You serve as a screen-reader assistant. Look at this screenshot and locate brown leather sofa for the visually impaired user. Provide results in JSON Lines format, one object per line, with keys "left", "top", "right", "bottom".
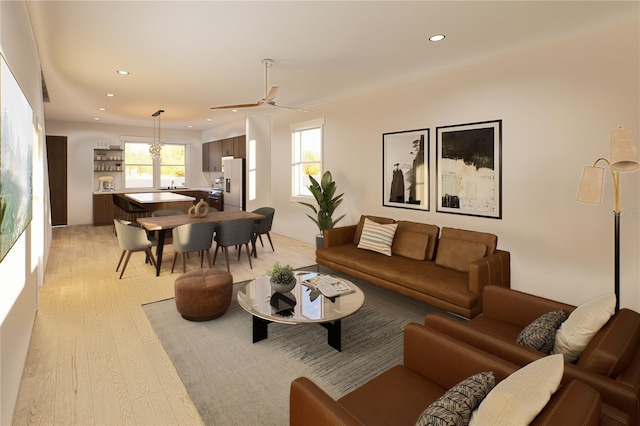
{"left": 424, "top": 286, "right": 640, "bottom": 425}
{"left": 290, "top": 323, "right": 625, "bottom": 426}
{"left": 316, "top": 215, "right": 510, "bottom": 318}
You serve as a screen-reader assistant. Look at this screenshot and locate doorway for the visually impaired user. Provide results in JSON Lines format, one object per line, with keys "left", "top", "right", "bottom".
{"left": 46, "top": 135, "right": 67, "bottom": 226}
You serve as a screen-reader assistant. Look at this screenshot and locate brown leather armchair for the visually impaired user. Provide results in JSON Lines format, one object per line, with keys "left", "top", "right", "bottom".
{"left": 424, "top": 286, "right": 639, "bottom": 425}
{"left": 290, "top": 323, "right": 623, "bottom": 426}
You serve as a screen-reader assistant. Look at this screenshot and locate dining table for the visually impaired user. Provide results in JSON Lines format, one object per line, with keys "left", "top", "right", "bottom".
{"left": 137, "top": 210, "right": 265, "bottom": 276}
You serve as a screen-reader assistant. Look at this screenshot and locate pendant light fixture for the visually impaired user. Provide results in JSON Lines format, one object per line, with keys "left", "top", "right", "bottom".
{"left": 149, "top": 109, "right": 164, "bottom": 159}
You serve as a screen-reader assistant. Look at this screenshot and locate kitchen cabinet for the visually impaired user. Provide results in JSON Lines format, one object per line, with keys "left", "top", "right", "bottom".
{"left": 93, "top": 194, "right": 116, "bottom": 226}
{"left": 202, "top": 141, "right": 223, "bottom": 172}
{"left": 202, "top": 135, "right": 245, "bottom": 172}
{"left": 234, "top": 135, "right": 246, "bottom": 158}
{"left": 222, "top": 138, "right": 234, "bottom": 157}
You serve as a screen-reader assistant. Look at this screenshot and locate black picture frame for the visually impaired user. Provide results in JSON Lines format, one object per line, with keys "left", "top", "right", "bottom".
{"left": 436, "top": 120, "right": 502, "bottom": 219}
{"left": 382, "top": 128, "right": 429, "bottom": 211}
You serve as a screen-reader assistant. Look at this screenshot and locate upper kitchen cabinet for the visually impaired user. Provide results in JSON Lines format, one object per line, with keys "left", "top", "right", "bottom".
{"left": 203, "top": 140, "right": 223, "bottom": 172}
{"left": 234, "top": 135, "right": 246, "bottom": 158}
{"left": 222, "top": 138, "right": 234, "bottom": 157}
{"left": 202, "top": 135, "right": 246, "bottom": 172}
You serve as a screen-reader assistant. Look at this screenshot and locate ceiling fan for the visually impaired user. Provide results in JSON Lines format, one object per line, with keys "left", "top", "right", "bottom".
{"left": 210, "top": 58, "right": 312, "bottom": 113}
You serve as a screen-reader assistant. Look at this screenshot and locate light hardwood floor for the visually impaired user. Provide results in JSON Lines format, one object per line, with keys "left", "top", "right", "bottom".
{"left": 12, "top": 224, "right": 316, "bottom": 425}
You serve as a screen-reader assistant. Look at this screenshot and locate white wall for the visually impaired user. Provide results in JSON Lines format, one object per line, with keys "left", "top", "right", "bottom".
{"left": 245, "top": 114, "right": 272, "bottom": 212}
{"left": 45, "top": 121, "right": 203, "bottom": 225}
{"left": 271, "top": 20, "right": 640, "bottom": 311}
{"left": 0, "top": 1, "right": 48, "bottom": 423}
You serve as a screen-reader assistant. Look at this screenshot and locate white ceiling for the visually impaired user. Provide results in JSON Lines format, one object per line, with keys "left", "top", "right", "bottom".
{"left": 25, "top": 1, "right": 638, "bottom": 131}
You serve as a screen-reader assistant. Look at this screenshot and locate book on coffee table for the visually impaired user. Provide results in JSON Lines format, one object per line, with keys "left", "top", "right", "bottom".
{"left": 303, "top": 274, "right": 355, "bottom": 298}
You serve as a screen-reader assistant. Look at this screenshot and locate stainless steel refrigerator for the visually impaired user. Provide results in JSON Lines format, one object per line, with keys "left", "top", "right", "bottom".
{"left": 223, "top": 158, "right": 245, "bottom": 211}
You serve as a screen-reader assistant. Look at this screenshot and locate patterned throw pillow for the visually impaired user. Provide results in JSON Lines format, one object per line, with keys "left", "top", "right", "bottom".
{"left": 357, "top": 218, "right": 398, "bottom": 256}
{"left": 415, "top": 372, "right": 495, "bottom": 426}
{"left": 516, "top": 310, "right": 567, "bottom": 354}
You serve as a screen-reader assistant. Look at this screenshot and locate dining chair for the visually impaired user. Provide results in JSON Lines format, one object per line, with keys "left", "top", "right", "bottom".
{"left": 171, "top": 222, "right": 217, "bottom": 273}
{"left": 114, "top": 219, "right": 157, "bottom": 279}
{"left": 212, "top": 218, "right": 255, "bottom": 272}
{"left": 251, "top": 207, "right": 275, "bottom": 256}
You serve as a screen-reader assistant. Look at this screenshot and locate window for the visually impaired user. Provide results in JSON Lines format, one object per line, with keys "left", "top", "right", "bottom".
{"left": 248, "top": 138, "right": 256, "bottom": 201}
{"left": 123, "top": 138, "right": 189, "bottom": 189}
{"left": 291, "top": 118, "right": 324, "bottom": 199}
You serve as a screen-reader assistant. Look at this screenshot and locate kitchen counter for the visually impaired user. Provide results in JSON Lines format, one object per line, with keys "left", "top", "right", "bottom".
{"left": 124, "top": 192, "right": 196, "bottom": 204}
{"left": 94, "top": 187, "right": 213, "bottom": 195}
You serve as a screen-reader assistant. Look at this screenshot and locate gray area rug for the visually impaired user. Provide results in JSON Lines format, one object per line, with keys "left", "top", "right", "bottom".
{"left": 142, "top": 265, "right": 449, "bottom": 425}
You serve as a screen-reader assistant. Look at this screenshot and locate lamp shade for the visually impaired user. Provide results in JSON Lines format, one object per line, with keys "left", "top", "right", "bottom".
{"left": 577, "top": 166, "right": 604, "bottom": 204}
{"left": 610, "top": 127, "right": 639, "bottom": 172}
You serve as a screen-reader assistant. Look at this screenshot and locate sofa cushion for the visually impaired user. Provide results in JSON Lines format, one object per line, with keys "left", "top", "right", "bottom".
{"left": 392, "top": 230, "right": 429, "bottom": 261}
{"left": 435, "top": 238, "right": 487, "bottom": 273}
{"left": 395, "top": 221, "right": 440, "bottom": 260}
{"left": 440, "top": 227, "right": 498, "bottom": 255}
{"left": 415, "top": 371, "right": 495, "bottom": 426}
{"left": 470, "top": 354, "right": 564, "bottom": 426}
{"left": 357, "top": 218, "right": 398, "bottom": 256}
{"left": 553, "top": 293, "right": 616, "bottom": 363}
{"left": 353, "top": 215, "right": 395, "bottom": 245}
{"left": 516, "top": 310, "right": 567, "bottom": 354}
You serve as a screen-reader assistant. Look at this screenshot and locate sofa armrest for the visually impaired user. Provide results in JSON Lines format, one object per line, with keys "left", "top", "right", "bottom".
{"left": 290, "top": 377, "right": 362, "bottom": 426}
{"left": 468, "top": 250, "right": 511, "bottom": 301}
{"left": 403, "top": 323, "right": 517, "bottom": 388}
{"left": 531, "top": 380, "right": 600, "bottom": 426}
{"left": 424, "top": 313, "right": 544, "bottom": 365}
{"left": 481, "top": 285, "right": 575, "bottom": 328}
{"left": 424, "top": 313, "right": 638, "bottom": 425}
{"left": 322, "top": 225, "right": 357, "bottom": 248}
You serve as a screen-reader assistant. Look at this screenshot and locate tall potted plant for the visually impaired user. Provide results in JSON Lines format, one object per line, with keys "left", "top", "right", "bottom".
{"left": 298, "top": 171, "right": 346, "bottom": 249}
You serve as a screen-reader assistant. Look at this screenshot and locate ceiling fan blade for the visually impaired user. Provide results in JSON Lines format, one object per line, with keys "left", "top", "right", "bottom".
{"left": 263, "top": 86, "right": 280, "bottom": 102}
{"left": 272, "top": 103, "right": 313, "bottom": 113}
{"left": 210, "top": 102, "right": 263, "bottom": 110}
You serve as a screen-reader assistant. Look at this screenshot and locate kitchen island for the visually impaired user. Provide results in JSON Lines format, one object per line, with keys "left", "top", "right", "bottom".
{"left": 124, "top": 192, "right": 196, "bottom": 215}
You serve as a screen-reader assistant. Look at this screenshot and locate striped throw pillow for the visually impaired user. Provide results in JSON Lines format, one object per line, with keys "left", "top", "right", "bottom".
{"left": 357, "top": 218, "right": 398, "bottom": 256}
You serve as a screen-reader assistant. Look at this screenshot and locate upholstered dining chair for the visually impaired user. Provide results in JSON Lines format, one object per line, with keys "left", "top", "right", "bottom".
{"left": 251, "top": 207, "right": 275, "bottom": 256}
{"left": 114, "top": 219, "right": 157, "bottom": 279}
{"left": 171, "top": 221, "right": 216, "bottom": 273}
{"left": 212, "top": 218, "right": 255, "bottom": 272}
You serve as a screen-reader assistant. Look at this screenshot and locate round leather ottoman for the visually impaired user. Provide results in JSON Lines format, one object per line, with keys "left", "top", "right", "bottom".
{"left": 174, "top": 269, "right": 233, "bottom": 321}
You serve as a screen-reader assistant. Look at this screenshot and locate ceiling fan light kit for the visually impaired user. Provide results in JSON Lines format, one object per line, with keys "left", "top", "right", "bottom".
{"left": 210, "top": 58, "right": 311, "bottom": 113}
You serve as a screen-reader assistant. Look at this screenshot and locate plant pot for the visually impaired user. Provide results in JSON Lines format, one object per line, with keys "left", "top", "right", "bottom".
{"left": 316, "top": 234, "right": 324, "bottom": 250}
{"left": 270, "top": 278, "right": 296, "bottom": 293}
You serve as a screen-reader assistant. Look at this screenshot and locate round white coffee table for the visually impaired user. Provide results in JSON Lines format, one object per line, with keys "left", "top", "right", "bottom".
{"left": 237, "top": 271, "right": 365, "bottom": 351}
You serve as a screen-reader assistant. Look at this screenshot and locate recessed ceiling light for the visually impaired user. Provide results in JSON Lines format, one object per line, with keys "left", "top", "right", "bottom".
{"left": 105, "top": 93, "right": 115, "bottom": 97}
{"left": 93, "top": 117, "right": 100, "bottom": 121}
{"left": 429, "top": 34, "right": 445, "bottom": 42}
{"left": 232, "top": 109, "right": 238, "bottom": 113}
{"left": 187, "top": 125, "right": 193, "bottom": 128}
{"left": 116, "top": 70, "right": 129, "bottom": 75}
{"left": 206, "top": 118, "right": 212, "bottom": 122}
{"left": 98, "top": 107, "right": 106, "bottom": 111}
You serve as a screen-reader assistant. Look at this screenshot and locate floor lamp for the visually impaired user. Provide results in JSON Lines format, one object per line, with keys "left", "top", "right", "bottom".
{"left": 577, "top": 127, "right": 639, "bottom": 311}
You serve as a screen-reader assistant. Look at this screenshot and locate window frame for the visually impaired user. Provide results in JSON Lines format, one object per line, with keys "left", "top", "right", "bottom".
{"left": 290, "top": 118, "right": 325, "bottom": 203}
{"left": 121, "top": 136, "right": 191, "bottom": 190}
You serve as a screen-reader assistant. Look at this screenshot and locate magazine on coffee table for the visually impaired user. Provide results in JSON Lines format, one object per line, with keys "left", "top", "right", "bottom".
{"left": 302, "top": 274, "right": 355, "bottom": 298}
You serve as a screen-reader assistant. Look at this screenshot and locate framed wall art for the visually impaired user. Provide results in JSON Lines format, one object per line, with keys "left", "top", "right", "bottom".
{"left": 382, "top": 128, "right": 429, "bottom": 211}
{"left": 436, "top": 120, "right": 502, "bottom": 219}
{"left": 0, "top": 54, "right": 34, "bottom": 262}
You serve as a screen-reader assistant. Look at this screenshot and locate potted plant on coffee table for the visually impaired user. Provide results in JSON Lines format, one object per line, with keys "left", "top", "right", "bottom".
{"left": 267, "top": 262, "right": 296, "bottom": 293}
{"left": 298, "top": 170, "right": 346, "bottom": 249}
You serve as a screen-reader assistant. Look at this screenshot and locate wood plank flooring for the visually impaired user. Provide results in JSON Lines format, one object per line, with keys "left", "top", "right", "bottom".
{"left": 12, "top": 225, "right": 316, "bottom": 425}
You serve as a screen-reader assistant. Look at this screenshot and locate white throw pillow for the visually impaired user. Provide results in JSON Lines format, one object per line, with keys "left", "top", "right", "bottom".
{"left": 553, "top": 293, "right": 616, "bottom": 362}
{"left": 357, "top": 218, "right": 398, "bottom": 256}
{"left": 469, "top": 354, "right": 564, "bottom": 426}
